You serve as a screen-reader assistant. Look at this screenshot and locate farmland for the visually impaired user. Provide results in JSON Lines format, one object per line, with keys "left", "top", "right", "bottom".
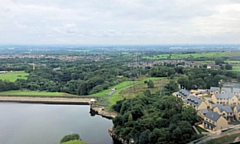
{"left": 143, "top": 51, "right": 232, "bottom": 60}
{"left": 0, "top": 71, "right": 28, "bottom": 82}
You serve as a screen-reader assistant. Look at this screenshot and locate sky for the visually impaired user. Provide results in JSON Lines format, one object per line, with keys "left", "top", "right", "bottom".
{"left": 0, "top": 0, "right": 240, "bottom": 45}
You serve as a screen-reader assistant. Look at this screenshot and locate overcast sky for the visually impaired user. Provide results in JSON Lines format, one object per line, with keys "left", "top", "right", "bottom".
{"left": 0, "top": 0, "right": 240, "bottom": 45}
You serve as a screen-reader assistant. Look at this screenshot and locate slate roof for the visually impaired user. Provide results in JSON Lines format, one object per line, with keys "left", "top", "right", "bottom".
{"left": 205, "top": 111, "right": 221, "bottom": 121}
{"left": 214, "top": 93, "right": 234, "bottom": 99}
{"left": 178, "top": 89, "right": 190, "bottom": 99}
{"left": 236, "top": 106, "right": 240, "bottom": 112}
{"left": 210, "top": 87, "right": 232, "bottom": 93}
{"left": 233, "top": 88, "right": 240, "bottom": 93}
{"left": 185, "top": 96, "right": 202, "bottom": 107}
{"left": 211, "top": 104, "right": 223, "bottom": 108}
{"left": 216, "top": 105, "right": 233, "bottom": 113}
{"left": 200, "top": 109, "right": 209, "bottom": 114}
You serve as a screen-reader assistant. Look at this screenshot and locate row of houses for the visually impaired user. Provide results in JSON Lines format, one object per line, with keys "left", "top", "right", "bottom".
{"left": 174, "top": 87, "right": 240, "bottom": 131}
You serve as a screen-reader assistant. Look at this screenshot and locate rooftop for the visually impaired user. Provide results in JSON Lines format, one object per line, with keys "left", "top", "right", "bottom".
{"left": 236, "top": 106, "right": 240, "bottom": 112}
{"left": 184, "top": 96, "right": 203, "bottom": 107}
{"left": 205, "top": 111, "right": 221, "bottom": 121}
{"left": 216, "top": 105, "right": 233, "bottom": 113}
{"left": 210, "top": 87, "right": 232, "bottom": 93}
{"left": 214, "top": 93, "right": 234, "bottom": 99}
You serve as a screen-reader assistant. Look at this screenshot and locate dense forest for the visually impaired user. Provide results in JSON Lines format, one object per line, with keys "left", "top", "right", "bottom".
{"left": 112, "top": 91, "right": 203, "bottom": 144}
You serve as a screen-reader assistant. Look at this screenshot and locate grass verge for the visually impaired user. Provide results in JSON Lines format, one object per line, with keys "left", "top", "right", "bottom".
{"left": 196, "top": 126, "right": 208, "bottom": 134}
{"left": 0, "top": 90, "right": 73, "bottom": 96}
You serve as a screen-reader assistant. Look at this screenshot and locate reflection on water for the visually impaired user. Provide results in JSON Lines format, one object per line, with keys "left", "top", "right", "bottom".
{"left": 0, "top": 103, "right": 113, "bottom": 144}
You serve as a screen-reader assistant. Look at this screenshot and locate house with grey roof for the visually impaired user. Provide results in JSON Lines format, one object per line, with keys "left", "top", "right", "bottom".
{"left": 210, "top": 103, "right": 223, "bottom": 109}
{"left": 198, "top": 109, "right": 209, "bottom": 118}
{"left": 184, "top": 96, "right": 208, "bottom": 110}
{"left": 213, "top": 105, "right": 234, "bottom": 121}
{"left": 234, "top": 106, "right": 240, "bottom": 121}
{"left": 233, "top": 88, "right": 240, "bottom": 97}
{"left": 210, "top": 87, "right": 232, "bottom": 95}
{"left": 173, "top": 89, "right": 191, "bottom": 100}
{"left": 211, "top": 93, "right": 238, "bottom": 107}
{"left": 203, "top": 111, "right": 228, "bottom": 131}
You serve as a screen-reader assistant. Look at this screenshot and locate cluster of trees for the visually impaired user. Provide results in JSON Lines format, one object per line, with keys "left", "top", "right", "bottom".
{"left": 149, "top": 66, "right": 175, "bottom": 77}
{"left": 112, "top": 91, "right": 202, "bottom": 144}
{"left": 0, "top": 80, "right": 18, "bottom": 92}
{"left": 177, "top": 68, "right": 237, "bottom": 90}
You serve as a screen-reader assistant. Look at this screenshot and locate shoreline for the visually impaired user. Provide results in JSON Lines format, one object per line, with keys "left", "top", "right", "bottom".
{"left": 0, "top": 95, "right": 100, "bottom": 105}
{"left": 0, "top": 95, "right": 118, "bottom": 118}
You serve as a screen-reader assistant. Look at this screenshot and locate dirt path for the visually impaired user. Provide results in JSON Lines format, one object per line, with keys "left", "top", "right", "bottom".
{"left": 98, "top": 90, "right": 117, "bottom": 106}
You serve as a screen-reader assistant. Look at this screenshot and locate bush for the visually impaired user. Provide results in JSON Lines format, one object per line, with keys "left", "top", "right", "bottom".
{"left": 60, "top": 134, "right": 80, "bottom": 143}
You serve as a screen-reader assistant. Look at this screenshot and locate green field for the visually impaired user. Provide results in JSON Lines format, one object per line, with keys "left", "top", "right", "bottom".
{"left": 109, "top": 78, "right": 168, "bottom": 106}
{"left": 90, "top": 77, "right": 165, "bottom": 107}
{"left": 144, "top": 52, "right": 231, "bottom": 60}
{"left": 0, "top": 71, "right": 29, "bottom": 82}
{"left": 0, "top": 90, "right": 73, "bottom": 96}
{"left": 230, "top": 66, "right": 240, "bottom": 72}
{"left": 90, "top": 81, "right": 137, "bottom": 97}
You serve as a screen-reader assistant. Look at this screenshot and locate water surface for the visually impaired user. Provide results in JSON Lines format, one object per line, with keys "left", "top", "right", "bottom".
{"left": 0, "top": 103, "right": 113, "bottom": 144}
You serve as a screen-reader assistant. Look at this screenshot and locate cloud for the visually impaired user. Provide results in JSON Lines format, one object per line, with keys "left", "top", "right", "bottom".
{"left": 0, "top": 0, "right": 239, "bottom": 44}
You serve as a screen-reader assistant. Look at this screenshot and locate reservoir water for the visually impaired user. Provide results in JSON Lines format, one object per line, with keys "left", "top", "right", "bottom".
{"left": 0, "top": 103, "right": 113, "bottom": 144}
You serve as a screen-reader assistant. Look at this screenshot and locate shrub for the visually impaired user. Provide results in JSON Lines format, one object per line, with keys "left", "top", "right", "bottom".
{"left": 60, "top": 134, "right": 80, "bottom": 143}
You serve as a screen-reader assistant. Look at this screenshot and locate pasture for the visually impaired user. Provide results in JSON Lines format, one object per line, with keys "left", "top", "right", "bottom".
{"left": 0, "top": 71, "right": 28, "bottom": 82}
{"left": 143, "top": 51, "right": 232, "bottom": 60}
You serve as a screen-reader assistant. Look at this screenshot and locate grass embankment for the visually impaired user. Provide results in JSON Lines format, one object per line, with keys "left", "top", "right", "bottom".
{"left": 196, "top": 126, "right": 208, "bottom": 134}
{"left": 203, "top": 132, "right": 240, "bottom": 144}
{"left": 0, "top": 90, "right": 73, "bottom": 96}
{"left": 61, "top": 140, "right": 87, "bottom": 144}
{"left": 0, "top": 71, "right": 28, "bottom": 82}
{"left": 143, "top": 52, "right": 232, "bottom": 60}
{"left": 109, "top": 78, "right": 169, "bottom": 106}
{"left": 90, "top": 77, "right": 167, "bottom": 108}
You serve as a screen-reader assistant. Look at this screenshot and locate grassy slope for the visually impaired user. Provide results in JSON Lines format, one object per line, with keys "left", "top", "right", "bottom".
{"left": 0, "top": 90, "right": 73, "bottom": 96}
{"left": 89, "top": 77, "right": 166, "bottom": 107}
{"left": 196, "top": 126, "right": 208, "bottom": 134}
{"left": 203, "top": 132, "right": 240, "bottom": 144}
{"left": 61, "top": 140, "right": 88, "bottom": 144}
{"left": 0, "top": 71, "right": 29, "bottom": 82}
{"left": 90, "top": 81, "right": 136, "bottom": 97}
{"left": 108, "top": 77, "right": 167, "bottom": 107}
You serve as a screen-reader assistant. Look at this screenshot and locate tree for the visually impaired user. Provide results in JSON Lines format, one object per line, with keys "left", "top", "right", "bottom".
{"left": 225, "top": 64, "right": 233, "bottom": 70}
{"left": 215, "top": 58, "right": 224, "bottom": 65}
{"left": 147, "top": 80, "right": 154, "bottom": 88}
